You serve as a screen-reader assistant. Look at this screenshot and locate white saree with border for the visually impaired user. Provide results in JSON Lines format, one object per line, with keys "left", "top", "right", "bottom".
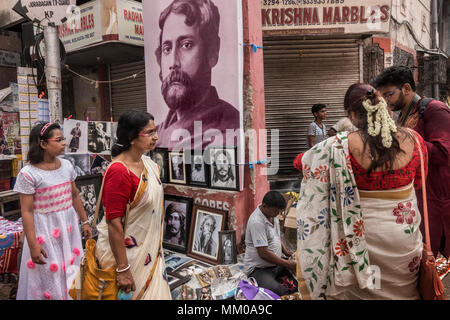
{"left": 95, "top": 155, "right": 171, "bottom": 300}
{"left": 296, "top": 132, "right": 423, "bottom": 300}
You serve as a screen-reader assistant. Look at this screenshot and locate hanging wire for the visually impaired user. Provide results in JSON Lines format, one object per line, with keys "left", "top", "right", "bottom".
{"left": 63, "top": 64, "right": 145, "bottom": 86}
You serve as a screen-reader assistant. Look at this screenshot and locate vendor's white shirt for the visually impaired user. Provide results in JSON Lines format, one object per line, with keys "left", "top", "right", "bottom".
{"left": 243, "top": 207, "right": 282, "bottom": 275}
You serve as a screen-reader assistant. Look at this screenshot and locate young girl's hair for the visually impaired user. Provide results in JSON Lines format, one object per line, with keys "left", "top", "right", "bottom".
{"left": 111, "top": 110, "right": 154, "bottom": 157}
{"left": 28, "top": 122, "right": 61, "bottom": 164}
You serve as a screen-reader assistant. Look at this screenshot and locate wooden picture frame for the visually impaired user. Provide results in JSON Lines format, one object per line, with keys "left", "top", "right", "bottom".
{"left": 218, "top": 230, "right": 237, "bottom": 265}
{"left": 162, "top": 195, "right": 193, "bottom": 254}
{"left": 167, "top": 271, "right": 191, "bottom": 290}
{"left": 150, "top": 148, "right": 169, "bottom": 183}
{"left": 168, "top": 151, "right": 187, "bottom": 184}
{"left": 187, "top": 205, "right": 227, "bottom": 265}
{"left": 207, "top": 146, "right": 239, "bottom": 191}
{"left": 187, "top": 150, "right": 210, "bottom": 188}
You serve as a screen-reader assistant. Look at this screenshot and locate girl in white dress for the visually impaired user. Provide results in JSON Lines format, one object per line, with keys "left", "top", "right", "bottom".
{"left": 14, "top": 122, "right": 92, "bottom": 300}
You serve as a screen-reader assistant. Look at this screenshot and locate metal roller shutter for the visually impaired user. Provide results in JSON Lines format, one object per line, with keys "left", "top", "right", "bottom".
{"left": 110, "top": 60, "right": 147, "bottom": 121}
{"left": 263, "top": 37, "right": 361, "bottom": 177}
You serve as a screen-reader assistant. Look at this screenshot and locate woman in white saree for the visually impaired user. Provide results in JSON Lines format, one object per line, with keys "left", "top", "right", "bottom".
{"left": 296, "top": 84, "right": 428, "bottom": 300}
{"left": 95, "top": 110, "right": 171, "bottom": 300}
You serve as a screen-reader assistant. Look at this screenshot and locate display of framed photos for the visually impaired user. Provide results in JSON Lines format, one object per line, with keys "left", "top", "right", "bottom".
{"left": 162, "top": 195, "right": 193, "bottom": 254}
{"left": 168, "top": 151, "right": 186, "bottom": 184}
{"left": 218, "top": 230, "right": 237, "bottom": 265}
{"left": 150, "top": 148, "right": 169, "bottom": 183}
{"left": 187, "top": 205, "right": 228, "bottom": 265}
{"left": 207, "top": 146, "right": 239, "bottom": 191}
{"left": 187, "top": 150, "right": 209, "bottom": 188}
{"left": 74, "top": 174, "right": 103, "bottom": 238}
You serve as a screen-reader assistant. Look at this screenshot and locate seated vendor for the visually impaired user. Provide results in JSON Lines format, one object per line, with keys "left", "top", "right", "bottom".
{"left": 243, "top": 191, "right": 298, "bottom": 296}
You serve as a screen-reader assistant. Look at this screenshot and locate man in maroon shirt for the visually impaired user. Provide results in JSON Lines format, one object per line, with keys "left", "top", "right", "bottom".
{"left": 372, "top": 65, "right": 450, "bottom": 258}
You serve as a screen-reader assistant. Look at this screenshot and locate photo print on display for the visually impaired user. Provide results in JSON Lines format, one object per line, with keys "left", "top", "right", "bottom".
{"left": 63, "top": 119, "right": 88, "bottom": 154}
{"left": 61, "top": 154, "right": 91, "bottom": 176}
{"left": 208, "top": 146, "right": 239, "bottom": 191}
{"left": 162, "top": 195, "right": 193, "bottom": 254}
{"left": 168, "top": 151, "right": 186, "bottom": 184}
{"left": 187, "top": 205, "right": 228, "bottom": 265}
{"left": 88, "top": 121, "right": 111, "bottom": 154}
{"left": 187, "top": 150, "right": 210, "bottom": 188}
{"left": 150, "top": 148, "right": 169, "bottom": 183}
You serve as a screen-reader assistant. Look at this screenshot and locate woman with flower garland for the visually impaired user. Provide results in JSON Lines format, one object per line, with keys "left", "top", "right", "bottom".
{"left": 14, "top": 122, "right": 92, "bottom": 300}
{"left": 295, "top": 83, "right": 428, "bottom": 300}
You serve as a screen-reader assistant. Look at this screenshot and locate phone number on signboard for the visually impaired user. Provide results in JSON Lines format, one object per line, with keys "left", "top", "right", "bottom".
{"left": 263, "top": 0, "right": 345, "bottom": 5}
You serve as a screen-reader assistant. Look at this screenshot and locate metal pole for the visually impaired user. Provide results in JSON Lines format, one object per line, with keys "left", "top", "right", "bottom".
{"left": 431, "top": 0, "right": 440, "bottom": 99}
{"left": 43, "top": 25, "right": 63, "bottom": 124}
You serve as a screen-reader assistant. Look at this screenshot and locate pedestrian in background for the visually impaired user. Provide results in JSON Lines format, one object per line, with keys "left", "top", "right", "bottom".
{"left": 307, "top": 104, "right": 328, "bottom": 149}
{"left": 372, "top": 66, "right": 450, "bottom": 259}
{"left": 14, "top": 122, "right": 92, "bottom": 300}
{"left": 296, "top": 83, "right": 427, "bottom": 300}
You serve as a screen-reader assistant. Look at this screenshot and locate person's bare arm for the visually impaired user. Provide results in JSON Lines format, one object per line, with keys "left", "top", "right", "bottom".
{"left": 107, "top": 217, "right": 136, "bottom": 293}
{"left": 308, "top": 136, "right": 315, "bottom": 149}
{"left": 20, "top": 194, "right": 47, "bottom": 264}
{"left": 256, "top": 247, "right": 296, "bottom": 272}
{"left": 71, "top": 182, "right": 92, "bottom": 239}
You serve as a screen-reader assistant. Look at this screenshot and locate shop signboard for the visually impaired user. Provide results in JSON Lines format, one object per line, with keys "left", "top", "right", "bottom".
{"left": 117, "top": 0, "right": 144, "bottom": 46}
{"left": 21, "top": 0, "right": 76, "bottom": 26}
{"left": 58, "top": 1, "right": 102, "bottom": 52}
{"left": 58, "top": 0, "right": 144, "bottom": 52}
{"left": 261, "top": 0, "right": 391, "bottom": 36}
{"left": 0, "top": 50, "right": 21, "bottom": 68}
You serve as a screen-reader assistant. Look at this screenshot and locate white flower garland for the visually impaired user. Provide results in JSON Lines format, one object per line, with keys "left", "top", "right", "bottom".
{"left": 362, "top": 98, "right": 397, "bottom": 148}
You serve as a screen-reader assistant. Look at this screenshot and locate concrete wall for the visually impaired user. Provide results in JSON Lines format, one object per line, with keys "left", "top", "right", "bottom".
{"left": 390, "top": 0, "right": 433, "bottom": 52}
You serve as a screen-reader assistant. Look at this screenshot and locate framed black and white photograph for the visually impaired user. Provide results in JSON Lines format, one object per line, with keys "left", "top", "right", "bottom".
{"left": 61, "top": 154, "right": 91, "bottom": 176}
{"left": 63, "top": 119, "right": 88, "bottom": 154}
{"left": 164, "top": 254, "right": 191, "bottom": 272}
{"left": 208, "top": 146, "right": 239, "bottom": 191}
{"left": 90, "top": 155, "right": 110, "bottom": 175}
{"left": 75, "top": 174, "right": 103, "bottom": 238}
{"left": 218, "top": 230, "right": 237, "bottom": 265}
{"left": 163, "top": 195, "right": 193, "bottom": 254}
{"left": 187, "top": 151, "right": 209, "bottom": 188}
{"left": 171, "top": 259, "right": 212, "bottom": 278}
{"left": 168, "top": 151, "right": 186, "bottom": 184}
{"left": 88, "top": 121, "right": 111, "bottom": 154}
{"left": 187, "top": 205, "right": 227, "bottom": 265}
{"left": 150, "top": 148, "right": 169, "bottom": 183}
{"left": 167, "top": 271, "right": 190, "bottom": 291}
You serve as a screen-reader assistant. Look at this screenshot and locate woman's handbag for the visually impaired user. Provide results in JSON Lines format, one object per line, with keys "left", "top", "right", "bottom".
{"left": 415, "top": 134, "right": 446, "bottom": 300}
{"left": 69, "top": 171, "right": 125, "bottom": 300}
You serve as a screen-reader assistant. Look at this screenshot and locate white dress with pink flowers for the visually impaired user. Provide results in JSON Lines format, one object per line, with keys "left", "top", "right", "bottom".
{"left": 13, "top": 159, "right": 83, "bottom": 300}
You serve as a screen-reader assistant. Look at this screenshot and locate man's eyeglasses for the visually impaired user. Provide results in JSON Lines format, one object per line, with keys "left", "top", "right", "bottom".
{"left": 47, "top": 137, "right": 66, "bottom": 143}
{"left": 383, "top": 87, "right": 400, "bottom": 99}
